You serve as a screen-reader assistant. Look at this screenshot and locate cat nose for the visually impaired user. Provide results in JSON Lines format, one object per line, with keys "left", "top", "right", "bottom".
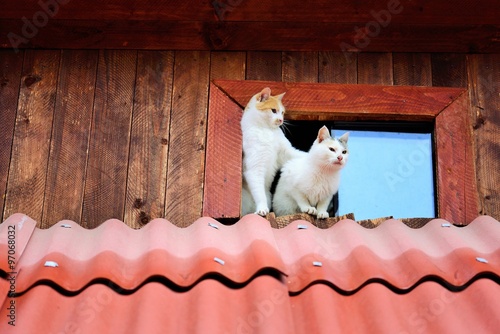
{"left": 337, "top": 155, "right": 343, "bottom": 161}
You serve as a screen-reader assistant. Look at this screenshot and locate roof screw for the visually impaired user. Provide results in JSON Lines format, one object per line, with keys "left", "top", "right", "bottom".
{"left": 297, "top": 224, "right": 308, "bottom": 230}
{"left": 441, "top": 223, "right": 452, "bottom": 228}
{"left": 214, "top": 257, "right": 225, "bottom": 265}
{"left": 312, "top": 261, "right": 323, "bottom": 267}
{"left": 208, "top": 222, "right": 219, "bottom": 230}
{"left": 44, "top": 261, "right": 59, "bottom": 268}
{"left": 60, "top": 224, "right": 72, "bottom": 228}
{"left": 476, "top": 257, "right": 488, "bottom": 264}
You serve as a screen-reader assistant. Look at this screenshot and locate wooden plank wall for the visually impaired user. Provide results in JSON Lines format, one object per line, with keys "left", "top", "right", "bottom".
{"left": 0, "top": 50, "right": 498, "bottom": 227}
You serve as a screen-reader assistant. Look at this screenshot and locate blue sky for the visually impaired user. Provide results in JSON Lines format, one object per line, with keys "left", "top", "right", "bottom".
{"left": 335, "top": 130, "right": 435, "bottom": 220}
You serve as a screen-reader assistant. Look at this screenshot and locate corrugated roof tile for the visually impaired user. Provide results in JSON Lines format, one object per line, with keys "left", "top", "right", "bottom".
{"left": 1, "top": 213, "right": 499, "bottom": 333}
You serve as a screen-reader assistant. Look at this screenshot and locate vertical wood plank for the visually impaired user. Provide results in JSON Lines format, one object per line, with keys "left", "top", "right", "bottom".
{"left": 203, "top": 83, "right": 243, "bottom": 219}
{"left": 393, "top": 53, "right": 432, "bottom": 86}
{"left": 201, "top": 51, "right": 246, "bottom": 220}
{"left": 357, "top": 53, "right": 393, "bottom": 85}
{"left": 282, "top": 52, "right": 319, "bottom": 83}
{"left": 3, "top": 50, "right": 60, "bottom": 224}
{"left": 42, "top": 50, "right": 98, "bottom": 228}
{"left": 0, "top": 51, "right": 23, "bottom": 223}
{"left": 431, "top": 53, "right": 467, "bottom": 87}
{"left": 319, "top": 52, "right": 357, "bottom": 84}
{"left": 210, "top": 51, "right": 246, "bottom": 80}
{"left": 124, "top": 51, "right": 174, "bottom": 228}
{"left": 165, "top": 51, "right": 210, "bottom": 227}
{"left": 246, "top": 52, "right": 282, "bottom": 81}
{"left": 82, "top": 50, "right": 137, "bottom": 228}
{"left": 467, "top": 54, "right": 500, "bottom": 219}
{"left": 435, "top": 92, "right": 478, "bottom": 224}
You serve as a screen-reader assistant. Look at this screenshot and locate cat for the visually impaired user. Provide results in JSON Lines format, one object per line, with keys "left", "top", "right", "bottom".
{"left": 241, "top": 87, "right": 305, "bottom": 216}
{"left": 273, "top": 125, "right": 349, "bottom": 218}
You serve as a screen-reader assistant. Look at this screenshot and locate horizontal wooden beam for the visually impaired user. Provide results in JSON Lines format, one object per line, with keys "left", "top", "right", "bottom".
{"left": 214, "top": 79, "right": 464, "bottom": 121}
{"left": 1, "top": 0, "right": 499, "bottom": 24}
{"left": 1, "top": 20, "right": 499, "bottom": 52}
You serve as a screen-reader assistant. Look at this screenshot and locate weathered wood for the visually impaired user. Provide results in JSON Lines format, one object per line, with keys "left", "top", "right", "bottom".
{"left": 42, "top": 50, "right": 98, "bottom": 228}
{"left": 212, "top": 80, "right": 463, "bottom": 120}
{"left": 0, "top": 50, "right": 23, "bottom": 223}
{"left": 435, "top": 92, "right": 478, "bottom": 224}
{"left": 282, "top": 52, "right": 318, "bottom": 83}
{"left": 203, "top": 83, "right": 243, "bottom": 219}
{"left": 393, "top": 53, "right": 432, "bottom": 86}
{"left": 246, "top": 52, "right": 282, "bottom": 81}
{"left": 467, "top": 54, "right": 500, "bottom": 220}
{"left": 1, "top": 20, "right": 498, "bottom": 53}
{"left": 3, "top": 50, "right": 60, "bottom": 224}
{"left": 399, "top": 218, "right": 435, "bottom": 229}
{"left": 357, "top": 53, "right": 393, "bottom": 85}
{"left": 124, "top": 51, "right": 174, "bottom": 228}
{"left": 165, "top": 51, "right": 210, "bottom": 227}
{"left": 1, "top": 0, "right": 499, "bottom": 24}
{"left": 319, "top": 52, "right": 357, "bottom": 84}
{"left": 357, "top": 216, "right": 393, "bottom": 228}
{"left": 210, "top": 51, "right": 246, "bottom": 80}
{"left": 82, "top": 50, "right": 137, "bottom": 228}
{"left": 266, "top": 212, "right": 355, "bottom": 229}
{"left": 431, "top": 53, "right": 467, "bottom": 87}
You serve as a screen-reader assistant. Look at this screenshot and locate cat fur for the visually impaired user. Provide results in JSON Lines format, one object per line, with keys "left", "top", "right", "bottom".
{"left": 241, "top": 87, "right": 305, "bottom": 216}
{"left": 273, "top": 125, "right": 349, "bottom": 218}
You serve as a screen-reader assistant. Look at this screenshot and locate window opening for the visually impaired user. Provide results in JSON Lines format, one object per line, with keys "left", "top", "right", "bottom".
{"left": 282, "top": 120, "right": 436, "bottom": 220}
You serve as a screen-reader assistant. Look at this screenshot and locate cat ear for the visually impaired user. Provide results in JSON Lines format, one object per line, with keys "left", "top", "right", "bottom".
{"left": 259, "top": 87, "right": 271, "bottom": 102}
{"left": 339, "top": 132, "right": 349, "bottom": 144}
{"left": 317, "top": 126, "right": 331, "bottom": 143}
{"left": 276, "top": 92, "right": 286, "bottom": 101}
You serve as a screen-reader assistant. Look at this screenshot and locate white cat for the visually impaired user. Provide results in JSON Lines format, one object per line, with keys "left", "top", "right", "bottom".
{"left": 241, "top": 87, "right": 304, "bottom": 216}
{"left": 273, "top": 126, "right": 349, "bottom": 218}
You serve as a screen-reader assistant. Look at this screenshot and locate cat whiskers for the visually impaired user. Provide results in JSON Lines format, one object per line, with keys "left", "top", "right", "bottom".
{"left": 280, "top": 120, "right": 294, "bottom": 136}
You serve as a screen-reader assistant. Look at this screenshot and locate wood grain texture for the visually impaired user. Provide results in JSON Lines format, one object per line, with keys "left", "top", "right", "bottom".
{"left": 213, "top": 80, "right": 463, "bottom": 120}
{"left": 203, "top": 83, "right": 243, "bottom": 218}
{"left": 42, "top": 50, "right": 98, "bottom": 228}
{"left": 82, "top": 50, "right": 137, "bottom": 228}
{"left": 1, "top": 20, "right": 498, "bottom": 53}
{"left": 357, "top": 53, "right": 393, "bottom": 85}
{"left": 435, "top": 92, "right": 478, "bottom": 224}
{"left": 165, "top": 51, "right": 210, "bottom": 227}
{"left": 319, "top": 52, "right": 357, "bottom": 84}
{"left": 393, "top": 53, "right": 432, "bottom": 86}
{"left": 124, "top": 51, "right": 174, "bottom": 228}
{"left": 431, "top": 53, "right": 467, "bottom": 87}
{"left": 1, "top": 0, "right": 499, "bottom": 24}
{"left": 467, "top": 54, "right": 500, "bottom": 220}
{"left": 282, "top": 52, "right": 318, "bottom": 83}
{"left": 0, "top": 50, "right": 23, "bottom": 222}
{"left": 3, "top": 50, "right": 60, "bottom": 224}
{"left": 246, "top": 52, "right": 282, "bottom": 81}
{"left": 210, "top": 51, "right": 246, "bottom": 80}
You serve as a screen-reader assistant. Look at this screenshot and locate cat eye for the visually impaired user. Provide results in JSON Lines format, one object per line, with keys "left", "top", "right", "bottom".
{"left": 271, "top": 108, "right": 277, "bottom": 113}
{"left": 342, "top": 150, "right": 347, "bottom": 154}
{"left": 329, "top": 147, "right": 336, "bottom": 152}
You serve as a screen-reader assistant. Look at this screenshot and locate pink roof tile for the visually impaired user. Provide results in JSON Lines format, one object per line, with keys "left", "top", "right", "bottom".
{"left": 1, "top": 213, "right": 499, "bottom": 332}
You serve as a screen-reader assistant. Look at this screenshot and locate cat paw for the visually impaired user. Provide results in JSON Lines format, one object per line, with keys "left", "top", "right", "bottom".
{"left": 254, "top": 206, "right": 270, "bottom": 216}
{"left": 317, "top": 211, "right": 329, "bottom": 219}
{"left": 301, "top": 206, "right": 317, "bottom": 216}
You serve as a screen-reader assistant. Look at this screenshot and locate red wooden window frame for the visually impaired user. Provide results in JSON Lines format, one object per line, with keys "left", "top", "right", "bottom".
{"left": 203, "top": 80, "right": 478, "bottom": 225}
